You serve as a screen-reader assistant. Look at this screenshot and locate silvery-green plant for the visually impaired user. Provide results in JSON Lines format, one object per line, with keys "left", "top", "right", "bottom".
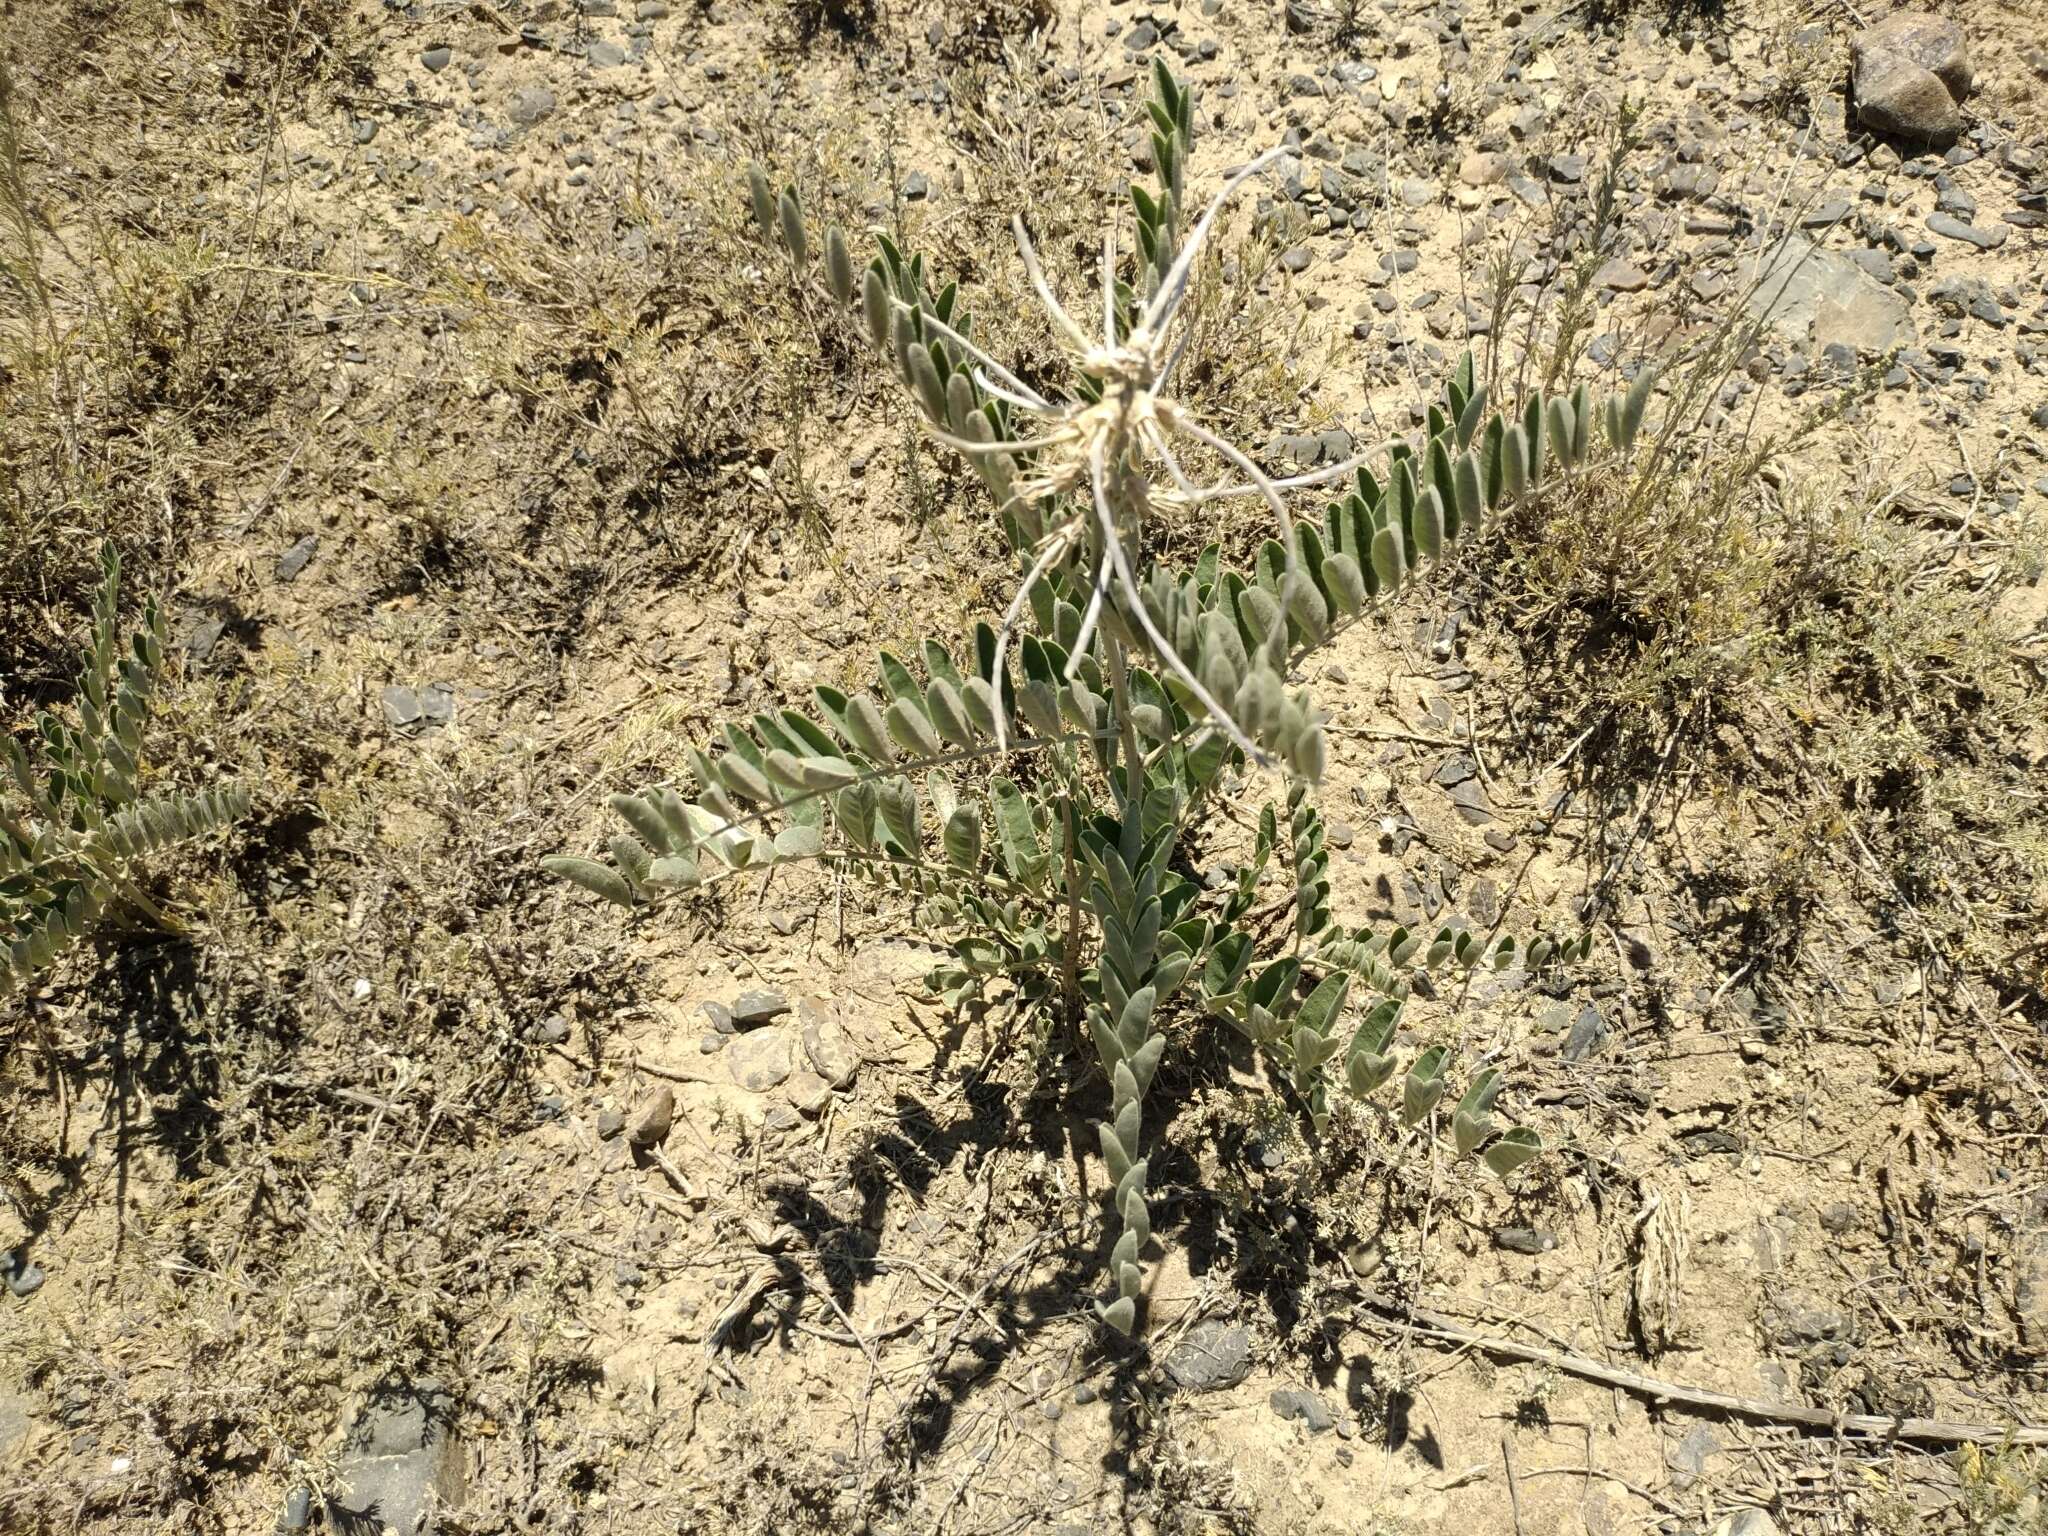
{"left": 556, "top": 63, "right": 1643, "bottom": 1336}
{"left": 1, "top": 546, "right": 250, "bottom": 994}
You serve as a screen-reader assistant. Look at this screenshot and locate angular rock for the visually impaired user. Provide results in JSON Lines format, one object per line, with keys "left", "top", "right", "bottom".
{"left": 1563, "top": 1006, "right": 1609, "bottom": 1062}
{"left": 786, "top": 1069, "right": 833, "bottom": 1117}
{"left": 626, "top": 1088, "right": 674, "bottom": 1151}
{"left": 727, "top": 1027, "right": 793, "bottom": 1092}
{"left": 1927, "top": 212, "right": 2006, "bottom": 249}
{"left": 1, "top": 1249, "right": 44, "bottom": 1297}
{"left": 730, "top": 989, "right": 790, "bottom": 1028}
{"left": 799, "top": 1001, "right": 858, "bottom": 1090}
{"left": 1164, "top": 1321, "right": 1252, "bottom": 1392}
{"left": 1670, "top": 1423, "right": 1721, "bottom": 1489}
{"left": 1747, "top": 234, "right": 1913, "bottom": 352}
{"left": 1710, "top": 1512, "right": 1782, "bottom": 1536}
{"left": 275, "top": 534, "right": 319, "bottom": 582}
{"left": 1493, "top": 1226, "right": 1556, "bottom": 1255}
{"left": 330, "top": 1380, "right": 466, "bottom": 1536}
{"left": 1269, "top": 1387, "right": 1335, "bottom": 1431}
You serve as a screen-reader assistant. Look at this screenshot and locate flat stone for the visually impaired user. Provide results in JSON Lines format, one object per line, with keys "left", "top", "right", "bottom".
{"left": 275, "top": 533, "right": 318, "bottom": 581}
{"left": 727, "top": 1027, "right": 793, "bottom": 1092}
{"left": 1746, "top": 233, "right": 1913, "bottom": 352}
{"left": 1446, "top": 779, "right": 1493, "bottom": 825}
{"left": 1563, "top": 1005, "right": 1609, "bottom": 1062}
{"left": 1596, "top": 259, "right": 1650, "bottom": 292}
{"left": 330, "top": 1380, "right": 466, "bottom": 1536}
{"left": 594, "top": 1109, "right": 626, "bottom": 1140}
{"left": 1164, "top": 1321, "right": 1252, "bottom": 1392}
{"left": 730, "top": 989, "right": 790, "bottom": 1027}
{"left": 586, "top": 40, "right": 626, "bottom": 67}
{"left": 799, "top": 1002, "right": 858, "bottom": 1089}
{"left": 1269, "top": 1387, "right": 1335, "bottom": 1431}
{"left": 381, "top": 685, "right": 422, "bottom": 729}
{"left": 508, "top": 86, "right": 557, "bottom": 128}
{"left": 1927, "top": 212, "right": 2006, "bottom": 249}
{"left": 786, "top": 1069, "right": 833, "bottom": 1116}
{"left": 1669, "top": 1424, "right": 1722, "bottom": 1489}
{"left": 1493, "top": 1226, "right": 1556, "bottom": 1255}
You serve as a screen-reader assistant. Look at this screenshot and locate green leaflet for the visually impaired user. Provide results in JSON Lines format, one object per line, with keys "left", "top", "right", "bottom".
{"left": 1483, "top": 1127, "right": 1543, "bottom": 1178}
{"left": 545, "top": 855, "right": 633, "bottom": 907}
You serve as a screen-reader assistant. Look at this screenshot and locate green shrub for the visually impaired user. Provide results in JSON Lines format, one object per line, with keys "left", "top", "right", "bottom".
{"left": 1, "top": 546, "right": 248, "bottom": 994}
{"left": 550, "top": 62, "right": 1651, "bottom": 1334}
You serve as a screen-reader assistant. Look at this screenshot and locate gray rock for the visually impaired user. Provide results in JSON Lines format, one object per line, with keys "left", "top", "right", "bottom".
{"left": 587, "top": 40, "right": 626, "bottom": 67}
{"left": 1746, "top": 234, "right": 1913, "bottom": 353}
{"left": 330, "top": 1380, "right": 466, "bottom": 1536}
{"left": 381, "top": 685, "right": 422, "bottom": 730}
{"left": 1852, "top": 44, "right": 1960, "bottom": 143}
{"left": 1856, "top": 12, "right": 1971, "bottom": 99}
{"left": 626, "top": 1088, "right": 673, "bottom": 1150}
{"left": 799, "top": 1003, "right": 858, "bottom": 1090}
{"left": 594, "top": 1109, "right": 626, "bottom": 1140}
{"left": 902, "top": 171, "right": 931, "bottom": 200}
{"left": 279, "top": 1486, "right": 313, "bottom": 1530}
{"left": 731, "top": 989, "right": 790, "bottom": 1027}
{"left": 275, "top": 534, "right": 318, "bottom": 581}
{"left": 1279, "top": 245, "right": 1312, "bottom": 274}
{"left": 421, "top": 45, "right": 451, "bottom": 72}
{"left": 700, "top": 1000, "right": 735, "bottom": 1034}
{"left": 1710, "top": 1512, "right": 1782, "bottom": 1536}
{"left": 1927, "top": 213, "right": 2006, "bottom": 249}
{"left": 1269, "top": 1387, "right": 1335, "bottom": 1431}
{"left": 508, "top": 86, "right": 557, "bottom": 128}
{"left": 1818, "top": 1202, "right": 1858, "bottom": 1234}
{"left": 1493, "top": 1226, "right": 1556, "bottom": 1255}
{"left": 786, "top": 1069, "right": 833, "bottom": 1116}
{"left": 1447, "top": 778, "right": 1493, "bottom": 825}
{"left": 1563, "top": 1005, "right": 1609, "bottom": 1062}
{"left": 185, "top": 617, "right": 226, "bottom": 661}
{"left": 3, "top": 1249, "right": 45, "bottom": 1297}
{"left": 727, "top": 1027, "right": 793, "bottom": 1092}
{"left": 1670, "top": 1423, "right": 1721, "bottom": 1489}
{"left": 1165, "top": 1320, "right": 1252, "bottom": 1392}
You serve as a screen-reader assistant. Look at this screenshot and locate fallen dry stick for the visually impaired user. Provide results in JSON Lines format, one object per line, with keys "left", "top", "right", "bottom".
{"left": 1352, "top": 1288, "right": 2048, "bottom": 1448}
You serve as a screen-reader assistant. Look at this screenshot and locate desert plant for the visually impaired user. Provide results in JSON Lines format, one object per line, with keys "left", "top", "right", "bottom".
{"left": 553, "top": 62, "right": 1648, "bottom": 1335}
{"left": 1, "top": 546, "right": 249, "bottom": 994}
